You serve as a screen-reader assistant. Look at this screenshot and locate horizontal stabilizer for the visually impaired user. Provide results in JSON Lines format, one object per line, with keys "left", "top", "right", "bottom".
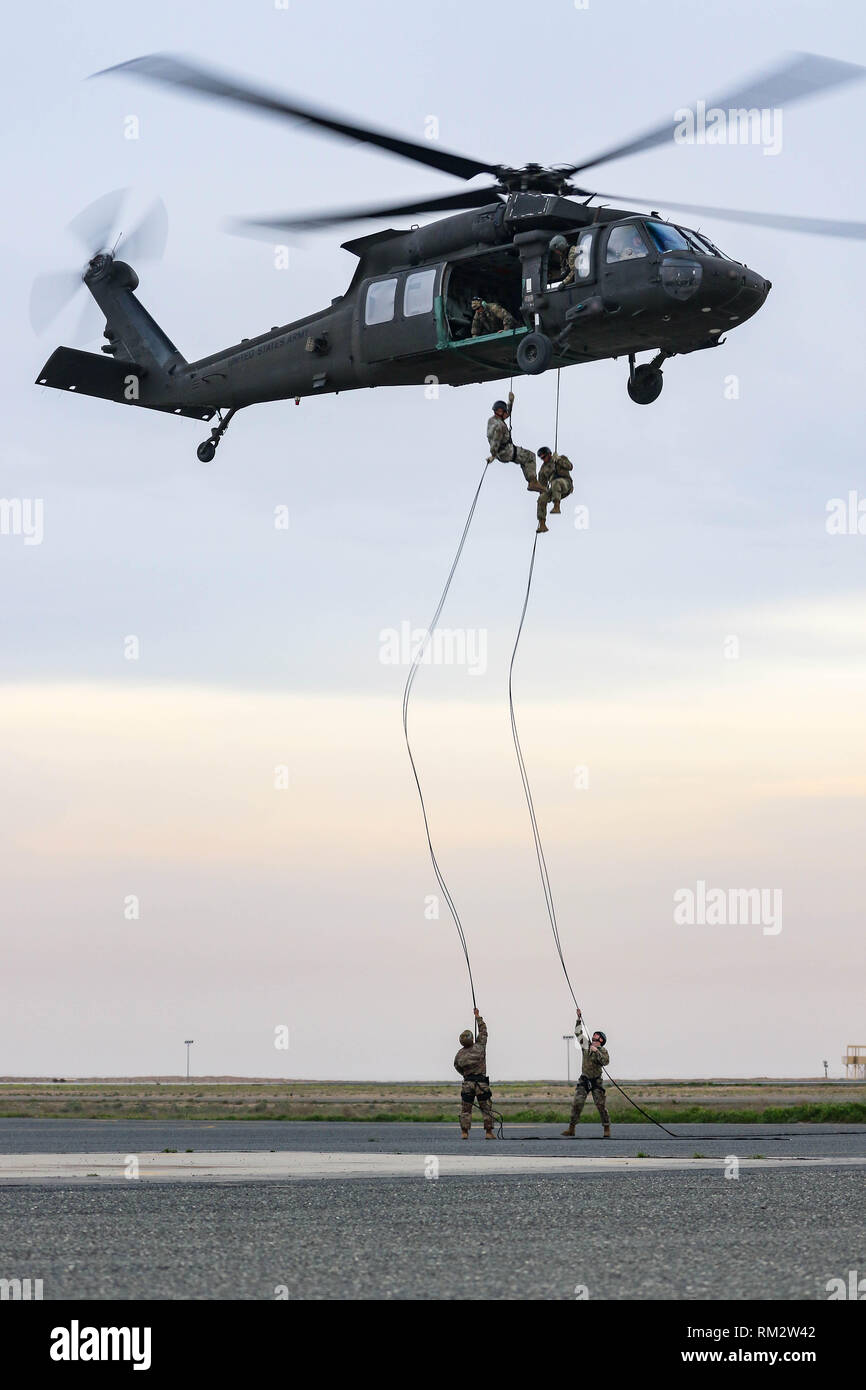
{"left": 35, "top": 347, "right": 215, "bottom": 421}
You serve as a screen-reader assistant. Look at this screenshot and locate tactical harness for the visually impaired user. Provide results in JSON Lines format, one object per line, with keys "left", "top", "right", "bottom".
{"left": 577, "top": 1073, "right": 605, "bottom": 1094}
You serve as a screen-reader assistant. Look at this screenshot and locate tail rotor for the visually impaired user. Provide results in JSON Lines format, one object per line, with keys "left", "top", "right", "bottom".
{"left": 30, "top": 189, "right": 168, "bottom": 339}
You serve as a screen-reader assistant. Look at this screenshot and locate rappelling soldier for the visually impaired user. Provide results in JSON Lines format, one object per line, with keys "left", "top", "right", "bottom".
{"left": 454, "top": 1007, "right": 496, "bottom": 1139}
{"left": 561, "top": 1008, "right": 611, "bottom": 1138}
{"left": 471, "top": 296, "right": 516, "bottom": 336}
{"left": 535, "top": 445, "right": 574, "bottom": 534}
{"left": 487, "top": 393, "right": 542, "bottom": 490}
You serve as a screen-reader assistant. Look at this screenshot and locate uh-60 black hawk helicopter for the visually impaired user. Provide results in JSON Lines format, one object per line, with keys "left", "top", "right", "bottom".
{"left": 33, "top": 51, "right": 865, "bottom": 462}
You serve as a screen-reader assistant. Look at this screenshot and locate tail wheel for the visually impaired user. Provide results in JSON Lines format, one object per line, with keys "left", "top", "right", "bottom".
{"left": 197, "top": 441, "right": 216, "bottom": 463}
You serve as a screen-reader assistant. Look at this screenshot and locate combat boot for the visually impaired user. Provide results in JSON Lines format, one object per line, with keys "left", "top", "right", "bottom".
{"left": 484, "top": 1130, "right": 495, "bottom": 1140}
{"left": 551, "top": 501, "right": 562, "bottom": 514}
{"left": 536, "top": 522, "right": 549, "bottom": 534}
{"left": 460, "top": 1129, "right": 469, "bottom": 1140}
{"left": 527, "top": 480, "right": 543, "bottom": 492}
{"left": 561, "top": 1125, "right": 575, "bottom": 1137}
{"left": 603, "top": 1125, "right": 611, "bottom": 1139}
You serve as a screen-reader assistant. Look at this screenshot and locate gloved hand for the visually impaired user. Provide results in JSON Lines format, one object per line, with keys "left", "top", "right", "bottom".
{"left": 508, "top": 391, "right": 515, "bottom": 405}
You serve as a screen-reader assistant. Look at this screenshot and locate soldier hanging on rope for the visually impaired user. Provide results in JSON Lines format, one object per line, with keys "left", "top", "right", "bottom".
{"left": 534, "top": 445, "right": 574, "bottom": 534}
{"left": 486, "top": 393, "right": 542, "bottom": 492}
{"left": 454, "top": 1007, "right": 496, "bottom": 1139}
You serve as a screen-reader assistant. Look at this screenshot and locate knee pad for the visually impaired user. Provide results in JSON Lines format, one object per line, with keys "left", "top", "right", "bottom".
{"left": 461, "top": 1089, "right": 474, "bottom": 1105}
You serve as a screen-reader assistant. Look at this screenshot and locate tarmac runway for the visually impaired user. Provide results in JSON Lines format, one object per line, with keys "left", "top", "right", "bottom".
{"left": 2, "top": 1117, "right": 864, "bottom": 1157}
{"left": 1, "top": 1121, "right": 862, "bottom": 1299}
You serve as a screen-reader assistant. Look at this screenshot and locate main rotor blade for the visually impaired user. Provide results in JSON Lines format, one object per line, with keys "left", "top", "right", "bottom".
{"left": 594, "top": 192, "right": 866, "bottom": 241}
{"left": 66, "top": 187, "right": 128, "bottom": 254}
{"left": 29, "top": 270, "right": 83, "bottom": 334}
{"left": 119, "top": 196, "right": 168, "bottom": 262}
{"left": 95, "top": 53, "right": 500, "bottom": 183}
{"left": 574, "top": 51, "right": 865, "bottom": 174}
{"left": 230, "top": 186, "right": 503, "bottom": 235}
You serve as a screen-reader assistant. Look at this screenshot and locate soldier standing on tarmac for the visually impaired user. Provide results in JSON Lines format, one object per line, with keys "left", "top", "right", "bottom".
{"left": 454, "top": 1007, "right": 496, "bottom": 1139}
{"left": 561, "top": 1008, "right": 612, "bottom": 1138}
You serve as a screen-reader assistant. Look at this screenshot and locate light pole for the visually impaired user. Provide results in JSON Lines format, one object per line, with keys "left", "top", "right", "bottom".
{"left": 562, "top": 1035, "right": 573, "bottom": 1085}
{"left": 184, "top": 1040, "right": 194, "bottom": 1079}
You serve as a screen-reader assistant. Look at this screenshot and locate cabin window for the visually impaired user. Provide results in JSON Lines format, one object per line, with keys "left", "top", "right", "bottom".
{"left": 404, "top": 268, "right": 437, "bottom": 317}
{"left": 574, "top": 230, "right": 593, "bottom": 278}
{"left": 365, "top": 277, "right": 397, "bottom": 325}
{"left": 605, "top": 224, "right": 649, "bottom": 263}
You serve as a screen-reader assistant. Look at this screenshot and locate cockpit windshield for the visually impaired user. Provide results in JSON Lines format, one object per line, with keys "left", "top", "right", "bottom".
{"left": 646, "top": 221, "right": 690, "bottom": 253}
{"left": 681, "top": 227, "right": 729, "bottom": 258}
{"left": 645, "top": 219, "right": 730, "bottom": 259}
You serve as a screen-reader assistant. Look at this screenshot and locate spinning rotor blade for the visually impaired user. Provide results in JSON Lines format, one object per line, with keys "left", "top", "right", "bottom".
{"left": 65, "top": 187, "right": 129, "bottom": 254}
{"left": 118, "top": 196, "right": 169, "bottom": 262}
{"left": 594, "top": 192, "right": 866, "bottom": 241}
{"left": 31, "top": 191, "right": 167, "bottom": 337}
{"left": 574, "top": 52, "right": 865, "bottom": 175}
{"left": 29, "top": 270, "right": 85, "bottom": 334}
{"left": 95, "top": 53, "right": 501, "bottom": 182}
{"left": 231, "top": 186, "right": 503, "bottom": 235}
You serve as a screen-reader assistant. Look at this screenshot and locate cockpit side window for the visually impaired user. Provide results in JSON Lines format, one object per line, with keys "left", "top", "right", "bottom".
{"left": 574, "top": 230, "right": 593, "bottom": 278}
{"left": 605, "top": 224, "right": 649, "bottom": 263}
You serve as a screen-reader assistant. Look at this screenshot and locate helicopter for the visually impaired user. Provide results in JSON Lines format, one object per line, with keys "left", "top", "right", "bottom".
{"left": 33, "top": 50, "right": 865, "bottom": 462}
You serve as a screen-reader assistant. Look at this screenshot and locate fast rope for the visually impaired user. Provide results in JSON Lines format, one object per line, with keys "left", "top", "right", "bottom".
{"left": 507, "top": 418, "right": 678, "bottom": 1139}
{"left": 402, "top": 460, "right": 491, "bottom": 1012}
{"left": 402, "top": 461, "right": 504, "bottom": 1133}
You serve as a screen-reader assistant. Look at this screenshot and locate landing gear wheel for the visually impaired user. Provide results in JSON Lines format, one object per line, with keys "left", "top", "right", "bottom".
{"left": 627, "top": 364, "right": 664, "bottom": 405}
{"left": 516, "top": 331, "right": 553, "bottom": 376}
{"left": 197, "top": 441, "right": 216, "bottom": 463}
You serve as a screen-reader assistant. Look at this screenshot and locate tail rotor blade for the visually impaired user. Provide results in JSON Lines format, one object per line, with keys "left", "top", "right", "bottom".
{"left": 66, "top": 187, "right": 129, "bottom": 254}
{"left": 29, "top": 270, "right": 84, "bottom": 334}
{"left": 73, "top": 291, "right": 106, "bottom": 345}
{"left": 119, "top": 196, "right": 168, "bottom": 263}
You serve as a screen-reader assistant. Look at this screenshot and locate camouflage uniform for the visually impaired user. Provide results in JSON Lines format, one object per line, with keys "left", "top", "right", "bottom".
{"left": 471, "top": 301, "right": 516, "bottom": 337}
{"left": 536, "top": 451, "right": 574, "bottom": 524}
{"left": 454, "top": 1014, "right": 494, "bottom": 1133}
{"left": 487, "top": 413, "right": 538, "bottom": 485}
{"left": 569, "top": 1017, "right": 611, "bottom": 1127}
{"left": 561, "top": 245, "right": 578, "bottom": 286}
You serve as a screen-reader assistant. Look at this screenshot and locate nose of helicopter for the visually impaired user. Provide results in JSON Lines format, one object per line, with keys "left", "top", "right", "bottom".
{"left": 718, "top": 261, "right": 771, "bottom": 316}
{"left": 689, "top": 258, "right": 771, "bottom": 333}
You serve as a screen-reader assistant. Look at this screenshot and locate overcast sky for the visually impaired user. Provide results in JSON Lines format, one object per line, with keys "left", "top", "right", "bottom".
{"left": 2, "top": 0, "right": 864, "bottom": 1080}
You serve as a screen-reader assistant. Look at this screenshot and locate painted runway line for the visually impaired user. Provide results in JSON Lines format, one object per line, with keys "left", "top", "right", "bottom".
{"left": 1, "top": 1150, "right": 864, "bottom": 1182}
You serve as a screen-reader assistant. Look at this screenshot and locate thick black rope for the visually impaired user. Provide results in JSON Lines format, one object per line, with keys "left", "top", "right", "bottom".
{"left": 402, "top": 461, "right": 491, "bottom": 1011}
{"left": 508, "top": 533, "right": 678, "bottom": 1139}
